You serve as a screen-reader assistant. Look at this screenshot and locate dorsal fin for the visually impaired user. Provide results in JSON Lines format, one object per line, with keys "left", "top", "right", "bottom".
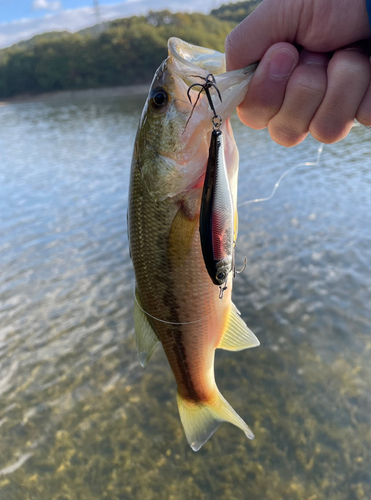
{"left": 134, "top": 289, "right": 159, "bottom": 368}
{"left": 218, "top": 304, "right": 259, "bottom": 351}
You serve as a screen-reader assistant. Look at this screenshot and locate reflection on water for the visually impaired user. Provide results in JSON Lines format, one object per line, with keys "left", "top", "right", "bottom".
{"left": 0, "top": 96, "right": 370, "bottom": 500}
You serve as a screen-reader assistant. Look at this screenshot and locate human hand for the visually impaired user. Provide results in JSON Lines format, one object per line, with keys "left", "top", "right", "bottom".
{"left": 225, "top": 0, "right": 371, "bottom": 146}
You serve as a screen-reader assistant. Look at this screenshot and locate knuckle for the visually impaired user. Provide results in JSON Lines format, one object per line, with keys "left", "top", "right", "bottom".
{"left": 330, "top": 52, "right": 371, "bottom": 84}
{"left": 356, "top": 94, "right": 371, "bottom": 126}
{"left": 225, "top": 30, "right": 236, "bottom": 58}
{"left": 225, "top": 29, "right": 242, "bottom": 69}
{"left": 268, "top": 119, "right": 307, "bottom": 147}
{"left": 242, "top": 85, "right": 283, "bottom": 128}
{"left": 237, "top": 106, "right": 268, "bottom": 130}
{"left": 247, "top": 80, "right": 287, "bottom": 118}
{"left": 356, "top": 111, "right": 371, "bottom": 127}
{"left": 356, "top": 115, "right": 371, "bottom": 127}
{"left": 253, "top": 94, "right": 281, "bottom": 114}
{"left": 289, "top": 72, "right": 326, "bottom": 101}
{"left": 309, "top": 118, "right": 351, "bottom": 144}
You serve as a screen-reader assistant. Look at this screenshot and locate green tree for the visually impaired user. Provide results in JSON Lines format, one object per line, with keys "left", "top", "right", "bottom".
{"left": 0, "top": 7, "right": 250, "bottom": 98}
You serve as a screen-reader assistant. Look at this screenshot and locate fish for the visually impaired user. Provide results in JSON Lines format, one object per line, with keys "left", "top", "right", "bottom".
{"left": 127, "top": 37, "right": 259, "bottom": 451}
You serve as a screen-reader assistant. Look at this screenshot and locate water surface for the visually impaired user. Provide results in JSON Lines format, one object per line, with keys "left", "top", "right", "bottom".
{"left": 0, "top": 96, "right": 370, "bottom": 500}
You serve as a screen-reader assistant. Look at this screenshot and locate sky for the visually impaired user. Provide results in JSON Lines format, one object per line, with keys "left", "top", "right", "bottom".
{"left": 0, "top": 0, "right": 229, "bottom": 48}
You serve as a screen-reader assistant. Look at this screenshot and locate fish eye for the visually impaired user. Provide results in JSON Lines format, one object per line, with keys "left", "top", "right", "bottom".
{"left": 150, "top": 87, "right": 169, "bottom": 110}
{"left": 217, "top": 271, "right": 226, "bottom": 281}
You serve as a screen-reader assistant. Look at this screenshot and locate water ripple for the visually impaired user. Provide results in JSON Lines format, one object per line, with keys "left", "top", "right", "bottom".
{"left": 0, "top": 98, "right": 370, "bottom": 499}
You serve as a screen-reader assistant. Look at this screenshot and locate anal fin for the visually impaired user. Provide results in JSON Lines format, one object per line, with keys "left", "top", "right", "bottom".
{"left": 134, "top": 289, "right": 159, "bottom": 368}
{"left": 218, "top": 303, "right": 260, "bottom": 351}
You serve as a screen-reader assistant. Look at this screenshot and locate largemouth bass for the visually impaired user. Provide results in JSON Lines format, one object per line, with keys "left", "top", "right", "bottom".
{"left": 128, "top": 37, "right": 258, "bottom": 451}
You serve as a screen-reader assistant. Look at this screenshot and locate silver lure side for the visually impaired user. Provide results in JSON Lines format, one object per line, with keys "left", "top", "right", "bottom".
{"left": 199, "top": 127, "right": 234, "bottom": 291}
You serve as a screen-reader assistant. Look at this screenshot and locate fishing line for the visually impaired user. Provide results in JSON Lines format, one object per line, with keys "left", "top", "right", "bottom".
{"left": 237, "top": 143, "right": 324, "bottom": 207}
{"left": 131, "top": 128, "right": 366, "bottom": 325}
{"left": 237, "top": 121, "right": 367, "bottom": 208}
{"left": 133, "top": 285, "right": 216, "bottom": 325}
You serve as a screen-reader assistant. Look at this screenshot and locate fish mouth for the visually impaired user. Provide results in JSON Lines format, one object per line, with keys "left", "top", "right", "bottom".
{"left": 144, "top": 38, "right": 256, "bottom": 201}
{"left": 168, "top": 37, "right": 257, "bottom": 121}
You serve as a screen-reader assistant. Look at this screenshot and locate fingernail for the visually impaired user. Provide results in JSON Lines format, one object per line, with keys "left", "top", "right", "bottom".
{"left": 300, "top": 50, "right": 329, "bottom": 65}
{"left": 268, "top": 49, "right": 296, "bottom": 78}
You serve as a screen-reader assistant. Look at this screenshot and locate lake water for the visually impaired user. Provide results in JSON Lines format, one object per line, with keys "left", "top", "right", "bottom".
{"left": 0, "top": 96, "right": 370, "bottom": 500}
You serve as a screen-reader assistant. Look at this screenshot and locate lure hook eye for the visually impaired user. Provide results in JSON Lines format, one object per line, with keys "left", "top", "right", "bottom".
{"left": 212, "top": 115, "right": 222, "bottom": 130}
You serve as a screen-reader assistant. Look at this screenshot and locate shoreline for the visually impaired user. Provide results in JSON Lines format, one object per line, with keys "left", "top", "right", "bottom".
{"left": 0, "top": 83, "right": 150, "bottom": 105}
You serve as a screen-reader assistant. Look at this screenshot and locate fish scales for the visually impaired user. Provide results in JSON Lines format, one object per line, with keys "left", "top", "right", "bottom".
{"left": 128, "top": 37, "right": 259, "bottom": 451}
{"left": 130, "top": 161, "right": 228, "bottom": 402}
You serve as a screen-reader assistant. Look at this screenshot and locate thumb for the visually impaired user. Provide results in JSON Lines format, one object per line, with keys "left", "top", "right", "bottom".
{"left": 225, "top": 0, "right": 371, "bottom": 71}
{"left": 225, "top": 0, "right": 302, "bottom": 71}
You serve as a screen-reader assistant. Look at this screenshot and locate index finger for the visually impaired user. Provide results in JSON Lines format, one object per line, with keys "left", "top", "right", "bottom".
{"left": 225, "top": 0, "right": 301, "bottom": 71}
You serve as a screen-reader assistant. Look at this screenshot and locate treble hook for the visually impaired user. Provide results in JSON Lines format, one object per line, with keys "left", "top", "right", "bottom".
{"left": 234, "top": 257, "right": 247, "bottom": 278}
{"left": 187, "top": 73, "right": 222, "bottom": 117}
{"left": 219, "top": 284, "right": 227, "bottom": 300}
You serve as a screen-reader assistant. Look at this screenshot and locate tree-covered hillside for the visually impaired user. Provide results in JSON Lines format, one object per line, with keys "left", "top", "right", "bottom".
{"left": 0, "top": 2, "right": 262, "bottom": 98}
{"left": 211, "top": 0, "right": 261, "bottom": 23}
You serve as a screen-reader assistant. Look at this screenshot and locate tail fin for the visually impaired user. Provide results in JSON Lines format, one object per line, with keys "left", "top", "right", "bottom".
{"left": 177, "top": 390, "right": 254, "bottom": 451}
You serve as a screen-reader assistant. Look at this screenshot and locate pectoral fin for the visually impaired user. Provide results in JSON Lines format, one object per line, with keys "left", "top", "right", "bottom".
{"left": 218, "top": 303, "right": 260, "bottom": 351}
{"left": 168, "top": 205, "right": 199, "bottom": 266}
{"left": 134, "top": 289, "right": 159, "bottom": 368}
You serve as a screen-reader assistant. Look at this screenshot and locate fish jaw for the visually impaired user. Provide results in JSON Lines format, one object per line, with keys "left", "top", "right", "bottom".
{"left": 168, "top": 37, "right": 226, "bottom": 76}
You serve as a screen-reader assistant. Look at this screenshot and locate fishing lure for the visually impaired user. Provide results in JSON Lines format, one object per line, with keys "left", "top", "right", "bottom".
{"left": 188, "top": 75, "right": 235, "bottom": 298}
